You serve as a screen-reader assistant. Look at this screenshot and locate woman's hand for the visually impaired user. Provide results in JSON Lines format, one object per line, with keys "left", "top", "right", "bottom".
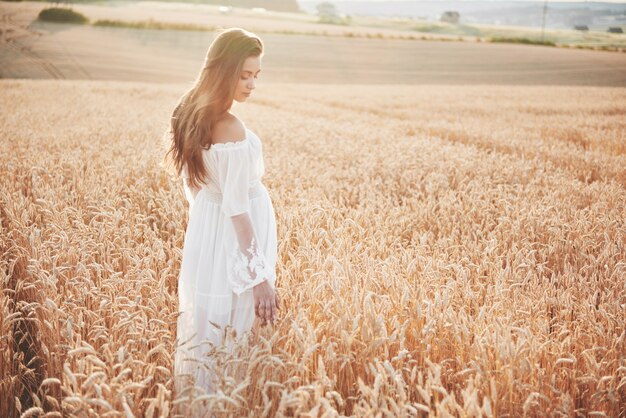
{"left": 253, "top": 280, "right": 280, "bottom": 325}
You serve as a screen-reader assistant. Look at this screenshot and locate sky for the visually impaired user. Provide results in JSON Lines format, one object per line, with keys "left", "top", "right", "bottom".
{"left": 321, "top": 0, "right": 626, "bottom": 3}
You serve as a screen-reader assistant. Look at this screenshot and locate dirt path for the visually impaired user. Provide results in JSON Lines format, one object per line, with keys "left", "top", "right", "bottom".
{"left": 2, "top": 1, "right": 626, "bottom": 85}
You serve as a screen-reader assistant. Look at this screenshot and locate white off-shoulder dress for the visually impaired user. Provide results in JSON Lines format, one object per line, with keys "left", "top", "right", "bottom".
{"left": 174, "top": 124, "right": 277, "bottom": 396}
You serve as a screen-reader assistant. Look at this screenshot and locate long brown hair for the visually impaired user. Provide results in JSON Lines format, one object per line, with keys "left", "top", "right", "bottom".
{"left": 162, "top": 27, "right": 263, "bottom": 189}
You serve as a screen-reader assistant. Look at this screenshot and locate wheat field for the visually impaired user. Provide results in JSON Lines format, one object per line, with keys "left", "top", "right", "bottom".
{"left": 1, "top": 79, "right": 625, "bottom": 417}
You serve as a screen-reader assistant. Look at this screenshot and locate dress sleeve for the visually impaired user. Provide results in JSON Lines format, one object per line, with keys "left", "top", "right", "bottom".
{"left": 213, "top": 143, "right": 273, "bottom": 295}
{"left": 213, "top": 143, "right": 251, "bottom": 217}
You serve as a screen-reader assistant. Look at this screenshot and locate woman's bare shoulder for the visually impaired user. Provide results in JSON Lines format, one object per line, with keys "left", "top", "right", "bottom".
{"left": 212, "top": 114, "right": 246, "bottom": 145}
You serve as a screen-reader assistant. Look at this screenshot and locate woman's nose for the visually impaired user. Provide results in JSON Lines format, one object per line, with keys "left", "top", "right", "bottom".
{"left": 247, "top": 79, "right": 255, "bottom": 89}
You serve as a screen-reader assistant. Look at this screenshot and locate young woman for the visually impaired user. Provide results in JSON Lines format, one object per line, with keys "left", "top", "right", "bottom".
{"left": 163, "top": 27, "right": 280, "bottom": 397}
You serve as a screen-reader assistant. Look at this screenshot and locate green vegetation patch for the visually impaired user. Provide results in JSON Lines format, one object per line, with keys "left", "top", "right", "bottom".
{"left": 93, "top": 18, "right": 214, "bottom": 32}
{"left": 414, "top": 23, "right": 481, "bottom": 37}
{"left": 38, "top": 7, "right": 89, "bottom": 24}
{"left": 488, "top": 36, "right": 556, "bottom": 47}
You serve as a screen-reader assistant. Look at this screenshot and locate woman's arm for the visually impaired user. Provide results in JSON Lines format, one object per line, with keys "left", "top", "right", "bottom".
{"left": 229, "top": 212, "right": 272, "bottom": 288}
{"left": 230, "top": 212, "right": 257, "bottom": 255}
{"left": 212, "top": 116, "right": 278, "bottom": 323}
{"left": 230, "top": 212, "right": 278, "bottom": 324}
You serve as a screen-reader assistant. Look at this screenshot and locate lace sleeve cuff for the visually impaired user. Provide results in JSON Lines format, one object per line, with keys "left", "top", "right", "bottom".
{"left": 228, "top": 237, "right": 273, "bottom": 296}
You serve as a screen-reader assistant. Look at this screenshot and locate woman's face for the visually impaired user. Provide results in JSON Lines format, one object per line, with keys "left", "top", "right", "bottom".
{"left": 234, "top": 55, "right": 261, "bottom": 103}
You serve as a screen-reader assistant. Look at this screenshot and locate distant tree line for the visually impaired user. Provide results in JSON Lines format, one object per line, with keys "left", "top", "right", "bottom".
{"left": 440, "top": 11, "right": 460, "bottom": 24}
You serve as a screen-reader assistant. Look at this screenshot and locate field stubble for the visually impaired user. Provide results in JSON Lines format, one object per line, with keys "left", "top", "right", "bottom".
{"left": 0, "top": 79, "right": 625, "bottom": 417}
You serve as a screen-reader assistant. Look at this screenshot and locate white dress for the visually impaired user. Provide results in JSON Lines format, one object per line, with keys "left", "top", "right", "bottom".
{"left": 173, "top": 124, "right": 278, "bottom": 397}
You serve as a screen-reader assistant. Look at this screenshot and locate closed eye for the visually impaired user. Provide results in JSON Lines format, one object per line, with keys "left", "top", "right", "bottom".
{"left": 242, "top": 70, "right": 261, "bottom": 78}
